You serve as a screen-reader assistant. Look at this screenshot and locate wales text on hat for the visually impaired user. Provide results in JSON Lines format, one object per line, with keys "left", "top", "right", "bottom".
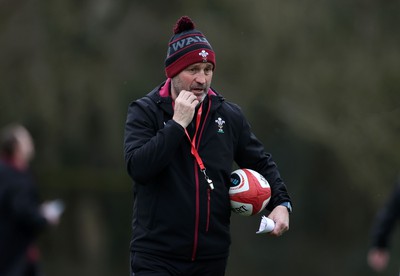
{"left": 169, "top": 36, "right": 210, "bottom": 53}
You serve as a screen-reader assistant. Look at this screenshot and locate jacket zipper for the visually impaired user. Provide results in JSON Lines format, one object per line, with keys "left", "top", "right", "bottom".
{"left": 206, "top": 188, "right": 211, "bottom": 232}
{"left": 191, "top": 161, "right": 200, "bottom": 261}
{"left": 191, "top": 98, "right": 212, "bottom": 261}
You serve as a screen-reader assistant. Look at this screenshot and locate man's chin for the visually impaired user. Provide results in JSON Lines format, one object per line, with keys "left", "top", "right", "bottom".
{"left": 196, "top": 93, "right": 207, "bottom": 103}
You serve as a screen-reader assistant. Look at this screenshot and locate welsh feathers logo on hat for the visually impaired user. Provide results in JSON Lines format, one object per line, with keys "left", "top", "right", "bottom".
{"left": 165, "top": 16, "right": 216, "bottom": 78}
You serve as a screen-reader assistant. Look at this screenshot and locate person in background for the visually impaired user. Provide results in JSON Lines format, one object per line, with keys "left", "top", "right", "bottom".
{"left": 0, "top": 124, "right": 62, "bottom": 276}
{"left": 367, "top": 177, "right": 400, "bottom": 273}
{"left": 124, "top": 15, "right": 292, "bottom": 275}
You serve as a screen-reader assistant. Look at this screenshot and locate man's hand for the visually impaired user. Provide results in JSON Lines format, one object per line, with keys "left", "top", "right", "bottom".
{"left": 173, "top": 90, "right": 199, "bottom": 128}
{"left": 367, "top": 248, "right": 389, "bottom": 272}
{"left": 268, "top": 205, "right": 290, "bottom": 237}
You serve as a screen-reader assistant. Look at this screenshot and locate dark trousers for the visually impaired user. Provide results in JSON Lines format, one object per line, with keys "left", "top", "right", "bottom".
{"left": 130, "top": 251, "right": 228, "bottom": 276}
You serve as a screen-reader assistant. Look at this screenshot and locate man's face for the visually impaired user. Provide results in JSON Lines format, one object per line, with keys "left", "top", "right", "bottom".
{"left": 15, "top": 127, "right": 35, "bottom": 163}
{"left": 171, "top": 62, "right": 214, "bottom": 102}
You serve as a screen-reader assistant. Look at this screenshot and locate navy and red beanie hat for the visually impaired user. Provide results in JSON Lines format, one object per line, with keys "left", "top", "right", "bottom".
{"left": 165, "top": 16, "right": 216, "bottom": 78}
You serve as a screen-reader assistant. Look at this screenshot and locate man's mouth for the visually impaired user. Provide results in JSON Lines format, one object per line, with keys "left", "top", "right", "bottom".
{"left": 190, "top": 87, "right": 205, "bottom": 93}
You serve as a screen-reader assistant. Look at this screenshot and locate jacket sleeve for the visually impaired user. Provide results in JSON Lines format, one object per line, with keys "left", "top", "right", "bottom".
{"left": 10, "top": 175, "right": 48, "bottom": 234}
{"left": 233, "top": 106, "right": 292, "bottom": 210}
{"left": 124, "top": 99, "right": 186, "bottom": 183}
{"left": 370, "top": 182, "right": 400, "bottom": 249}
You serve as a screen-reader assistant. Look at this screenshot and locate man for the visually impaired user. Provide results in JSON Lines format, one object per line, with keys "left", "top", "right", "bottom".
{"left": 124, "top": 16, "right": 292, "bottom": 275}
{"left": 0, "top": 124, "right": 61, "bottom": 276}
{"left": 367, "top": 179, "right": 400, "bottom": 273}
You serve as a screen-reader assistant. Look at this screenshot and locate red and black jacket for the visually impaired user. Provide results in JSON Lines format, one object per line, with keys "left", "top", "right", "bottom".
{"left": 124, "top": 79, "right": 291, "bottom": 261}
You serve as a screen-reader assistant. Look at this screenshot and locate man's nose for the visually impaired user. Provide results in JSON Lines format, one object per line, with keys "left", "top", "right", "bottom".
{"left": 195, "top": 71, "right": 206, "bottom": 84}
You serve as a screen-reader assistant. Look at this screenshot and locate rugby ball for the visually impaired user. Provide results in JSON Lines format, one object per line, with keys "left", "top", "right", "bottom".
{"left": 229, "top": 168, "right": 271, "bottom": 216}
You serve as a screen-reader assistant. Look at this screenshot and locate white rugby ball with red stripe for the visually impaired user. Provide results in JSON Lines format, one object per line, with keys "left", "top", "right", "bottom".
{"left": 229, "top": 168, "right": 271, "bottom": 216}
